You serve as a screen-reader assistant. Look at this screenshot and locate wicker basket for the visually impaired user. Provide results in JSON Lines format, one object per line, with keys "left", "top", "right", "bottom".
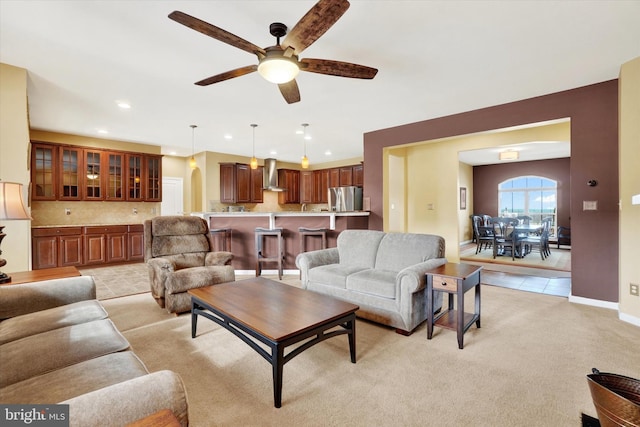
{"left": 587, "top": 368, "right": 640, "bottom": 427}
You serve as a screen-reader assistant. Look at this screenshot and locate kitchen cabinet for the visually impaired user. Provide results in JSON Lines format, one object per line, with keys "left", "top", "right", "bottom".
{"left": 128, "top": 224, "right": 144, "bottom": 261}
{"left": 300, "top": 171, "right": 314, "bottom": 204}
{"left": 146, "top": 155, "right": 162, "bottom": 201}
{"left": 219, "top": 163, "right": 263, "bottom": 204}
{"left": 315, "top": 169, "right": 330, "bottom": 203}
{"left": 106, "top": 152, "right": 125, "bottom": 200}
{"left": 251, "top": 166, "right": 264, "bottom": 203}
{"left": 329, "top": 168, "right": 340, "bottom": 188}
{"left": 353, "top": 163, "right": 364, "bottom": 187}
{"left": 31, "top": 227, "right": 83, "bottom": 270}
{"left": 32, "top": 225, "right": 144, "bottom": 269}
{"left": 278, "top": 169, "right": 300, "bottom": 204}
{"left": 339, "top": 166, "right": 353, "bottom": 186}
{"left": 59, "top": 146, "right": 83, "bottom": 201}
{"left": 126, "top": 154, "right": 144, "bottom": 201}
{"left": 83, "top": 225, "right": 128, "bottom": 265}
{"left": 30, "top": 142, "right": 161, "bottom": 202}
{"left": 31, "top": 143, "right": 57, "bottom": 201}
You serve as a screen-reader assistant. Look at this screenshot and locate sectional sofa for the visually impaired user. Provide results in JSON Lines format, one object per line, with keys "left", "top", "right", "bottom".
{"left": 0, "top": 275, "right": 188, "bottom": 426}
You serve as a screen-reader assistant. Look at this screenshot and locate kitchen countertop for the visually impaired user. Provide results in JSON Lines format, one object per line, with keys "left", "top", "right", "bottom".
{"left": 192, "top": 211, "right": 369, "bottom": 230}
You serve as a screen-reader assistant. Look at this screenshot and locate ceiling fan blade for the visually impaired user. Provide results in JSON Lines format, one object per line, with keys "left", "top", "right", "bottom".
{"left": 169, "top": 11, "right": 265, "bottom": 56}
{"left": 281, "top": 0, "right": 350, "bottom": 54}
{"left": 195, "top": 65, "right": 258, "bottom": 86}
{"left": 300, "top": 58, "right": 378, "bottom": 79}
{"left": 278, "top": 80, "right": 301, "bottom": 104}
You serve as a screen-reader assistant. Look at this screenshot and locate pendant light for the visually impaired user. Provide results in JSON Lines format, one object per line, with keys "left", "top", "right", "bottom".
{"left": 301, "top": 123, "right": 309, "bottom": 169}
{"left": 250, "top": 124, "right": 258, "bottom": 170}
{"left": 189, "top": 124, "right": 197, "bottom": 170}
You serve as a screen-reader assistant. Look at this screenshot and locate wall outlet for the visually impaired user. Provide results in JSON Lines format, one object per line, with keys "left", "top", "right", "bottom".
{"left": 65, "top": 208, "right": 71, "bottom": 215}
{"left": 132, "top": 208, "right": 137, "bottom": 215}
{"left": 631, "top": 283, "right": 639, "bottom": 296}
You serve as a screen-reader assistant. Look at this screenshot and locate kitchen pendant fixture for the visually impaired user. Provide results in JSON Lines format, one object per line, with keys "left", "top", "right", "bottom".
{"left": 250, "top": 124, "right": 258, "bottom": 169}
{"left": 301, "top": 123, "right": 309, "bottom": 169}
{"left": 189, "top": 124, "right": 197, "bottom": 170}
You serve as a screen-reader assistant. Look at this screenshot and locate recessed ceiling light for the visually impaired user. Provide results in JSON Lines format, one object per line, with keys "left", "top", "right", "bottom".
{"left": 295, "top": 130, "right": 304, "bottom": 135}
{"left": 224, "top": 134, "right": 232, "bottom": 140}
{"left": 97, "top": 129, "right": 108, "bottom": 134}
{"left": 169, "top": 151, "right": 177, "bottom": 155}
{"left": 270, "top": 150, "right": 277, "bottom": 155}
{"left": 325, "top": 150, "right": 332, "bottom": 156}
{"left": 116, "top": 101, "right": 131, "bottom": 109}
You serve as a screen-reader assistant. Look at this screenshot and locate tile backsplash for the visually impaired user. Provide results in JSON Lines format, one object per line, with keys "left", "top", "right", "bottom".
{"left": 30, "top": 201, "right": 161, "bottom": 227}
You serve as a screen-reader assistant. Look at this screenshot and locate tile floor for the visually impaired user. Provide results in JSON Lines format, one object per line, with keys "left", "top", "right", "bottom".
{"left": 482, "top": 270, "right": 571, "bottom": 297}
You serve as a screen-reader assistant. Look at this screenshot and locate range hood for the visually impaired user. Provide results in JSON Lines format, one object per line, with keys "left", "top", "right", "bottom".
{"left": 262, "top": 158, "right": 285, "bottom": 192}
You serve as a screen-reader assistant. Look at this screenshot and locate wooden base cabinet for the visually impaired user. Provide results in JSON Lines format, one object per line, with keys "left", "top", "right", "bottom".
{"left": 32, "top": 227, "right": 83, "bottom": 270}
{"left": 32, "top": 225, "right": 144, "bottom": 270}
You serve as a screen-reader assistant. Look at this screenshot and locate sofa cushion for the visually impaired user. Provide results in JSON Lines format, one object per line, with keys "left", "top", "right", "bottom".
{"left": 151, "top": 215, "right": 208, "bottom": 236}
{"left": 151, "top": 235, "right": 210, "bottom": 258}
{"left": 308, "top": 264, "right": 369, "bottom": 289}
{"left": 374, "top": 233, "right": 445, "bottom": 272}
{"left": 0, "top": 318, "right": 130, "bottom": 388}
{"left": 337, "top": 230, "right": 385, "bottom": 268}
{"left": 0, "top": 351, "right": 148, "bottom": 404}
{"left": 0, "top": 300, "right": 107, "bottom": 345}
{"left": 346, "top": 269, "right": 397, "bottom": 299}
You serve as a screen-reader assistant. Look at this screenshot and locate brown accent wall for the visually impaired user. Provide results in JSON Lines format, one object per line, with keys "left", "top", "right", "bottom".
{"left": 473, "top": 158, "right": 571, "bottom": 228}
{"left": 363, "top": 80, "right": 619, "bottom": 302}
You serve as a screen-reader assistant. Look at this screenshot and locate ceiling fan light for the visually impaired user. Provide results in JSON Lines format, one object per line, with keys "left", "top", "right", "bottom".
{"left": 258, "top": 57, "right": 299, "bottom": 84}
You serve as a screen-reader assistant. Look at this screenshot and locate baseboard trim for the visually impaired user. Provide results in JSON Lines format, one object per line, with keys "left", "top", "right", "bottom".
{"left": 619, "top": 312, "right": 640, "bottom": 327}
{"left": 568, "top": 294, "right": 618, "bottom": 310}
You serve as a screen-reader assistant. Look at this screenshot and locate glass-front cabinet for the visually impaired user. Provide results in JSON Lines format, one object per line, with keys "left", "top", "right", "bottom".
{"left": 30, "top": 141, "right": 162, "bottom": 202}
{"left": 126, "top": 154, "right": 144, "bottom": 201}
{"left": 59, "top": 146, "right": 83, "bottom": 201}
{"left": 146, "top": 155, "right": 162, "bottom": 201}
{"left": 31, "top": 143, "right": 57, "bottom": 200}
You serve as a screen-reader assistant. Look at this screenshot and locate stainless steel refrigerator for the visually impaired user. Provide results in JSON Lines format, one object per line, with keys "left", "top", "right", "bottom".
{"left": 328, "top": 186, "right": 363, "bottom": 212}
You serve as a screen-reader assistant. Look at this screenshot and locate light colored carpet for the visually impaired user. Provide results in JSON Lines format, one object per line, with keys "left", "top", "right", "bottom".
{"left": 101, "top": 284, "right": 640, "bottom": 427}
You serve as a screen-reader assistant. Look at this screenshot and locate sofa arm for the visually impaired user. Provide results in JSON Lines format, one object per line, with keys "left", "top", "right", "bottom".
{"left": 396, "top": 257, "right": 448, "bottom": 294}
{"left": 295, "top": 248, "right": 340, "bottom": 285}
{"left": 146, "top": 258, "right": 176, "bottom": 300}
{"left": 0, "top": 276, "right": 96, "bottom": 320}
{"left": 62, "top": 370, "right": 189, "bottom": 427}
{"left": 205, "top": 251, "right": 233, "bottom": 266}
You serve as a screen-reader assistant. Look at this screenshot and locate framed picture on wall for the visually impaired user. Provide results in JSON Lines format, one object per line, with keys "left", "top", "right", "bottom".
{"left": 460, "top": 187, "right": 467, "bottom": 210}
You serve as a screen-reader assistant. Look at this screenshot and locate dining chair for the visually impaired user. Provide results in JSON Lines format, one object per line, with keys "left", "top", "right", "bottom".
{"left": 473, "top": 216, "right": 494, "bottom": 254}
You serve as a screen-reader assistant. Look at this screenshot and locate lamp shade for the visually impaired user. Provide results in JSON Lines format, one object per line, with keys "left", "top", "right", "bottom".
{"left": 258, "top": 57, "right": 300, "bottom": 84}
{"left": 0, "top": 181, "right": 31, "bottom": 220}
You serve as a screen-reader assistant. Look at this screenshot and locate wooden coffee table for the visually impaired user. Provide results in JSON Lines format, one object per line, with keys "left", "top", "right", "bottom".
{"left": 188, "top": 277, "right": 359, "bottom": 408}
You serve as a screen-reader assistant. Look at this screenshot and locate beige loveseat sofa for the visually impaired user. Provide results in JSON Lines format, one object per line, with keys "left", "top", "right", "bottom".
{"left": 0, "top": 275, "right": 189, "bottom": 426}
{"left": 296, "top": 230, "right": 447, "bottom": 335}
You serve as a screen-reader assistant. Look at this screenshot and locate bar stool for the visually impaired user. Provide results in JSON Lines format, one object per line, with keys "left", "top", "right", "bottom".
{"left": 210, "top": 228, "right": 232, "bottom": 252}
{"left": 298, "top": 227, "right": 328, "bottom": 253}
{"left": 255, "top": 227, "right": 284, "bottom": 280}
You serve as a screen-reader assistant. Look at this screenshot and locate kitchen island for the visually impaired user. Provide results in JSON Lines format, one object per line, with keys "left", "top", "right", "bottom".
{"left": 192, "top": 211, "right": 369, "bottom": 272}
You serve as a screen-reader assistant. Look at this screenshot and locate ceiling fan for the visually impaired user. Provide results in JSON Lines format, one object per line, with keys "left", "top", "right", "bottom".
{"left": 168, "top": 0, "right": 378, "bottom": 104}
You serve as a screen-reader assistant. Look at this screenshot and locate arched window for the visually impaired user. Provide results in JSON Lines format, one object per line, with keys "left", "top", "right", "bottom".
{"left": 498, "top": 176, "right": 557, "bottom": 228}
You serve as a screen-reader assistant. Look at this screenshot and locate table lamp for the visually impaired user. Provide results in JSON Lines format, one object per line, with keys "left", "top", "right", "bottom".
{"left": 0, "top": 181, "right": 32, "bottom": 284}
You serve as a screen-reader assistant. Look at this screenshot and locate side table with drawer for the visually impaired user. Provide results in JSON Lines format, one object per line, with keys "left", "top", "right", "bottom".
{"left": 426, "top": 263, "right": 482, "bottom": 349}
